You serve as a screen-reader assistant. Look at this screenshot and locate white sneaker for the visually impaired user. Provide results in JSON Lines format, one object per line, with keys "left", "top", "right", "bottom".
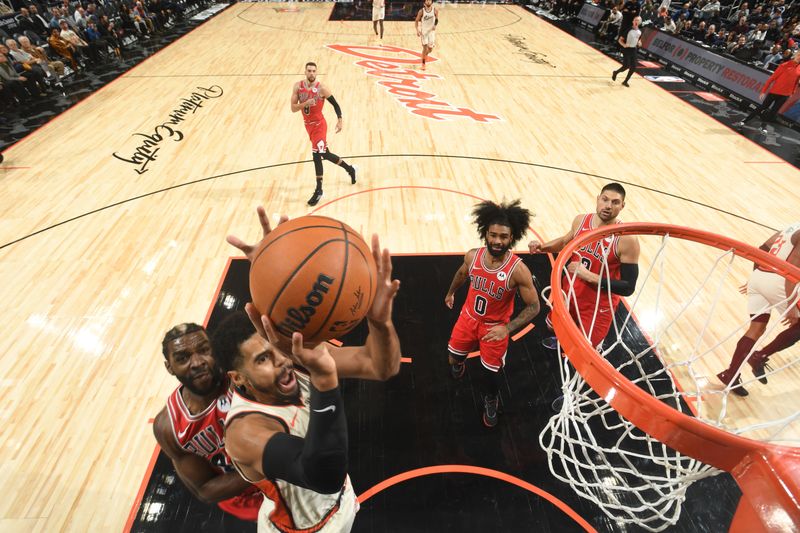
{"left": 733, "top": 121, "right": 745, "bottom": 128}
{"left": 760, "top": 127, "right": 769, "bottom": 135}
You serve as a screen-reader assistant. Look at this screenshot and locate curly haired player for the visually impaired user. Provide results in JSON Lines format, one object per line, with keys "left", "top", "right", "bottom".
{"left": 445, "top": 200, "right": 541, "bottom": 428}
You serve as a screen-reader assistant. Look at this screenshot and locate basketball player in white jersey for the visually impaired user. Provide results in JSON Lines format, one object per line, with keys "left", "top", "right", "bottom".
{"left": 372, "top": 0, "right": 385, "bottom": 43}
{"left": 221, "top": 209, "right": 401, "bottom": 531}
{"left": 718, "top": 223, "right": 800, "bottom": 396}
{"left": 415, "top": 0, "right": 438, "bottom": 70}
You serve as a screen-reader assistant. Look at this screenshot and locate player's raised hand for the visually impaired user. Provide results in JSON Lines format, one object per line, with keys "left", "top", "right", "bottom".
{"left": 245, "top": 303, "right": 314, "bottom": 353}
{"left": 367, "top": 233, "right": 401, "bottom": 324}
{"left": 226, "top": 206, "right": 289, "bottom": 262}
{"left": 528, "top": 240, "right": 542, "bottom": 254}
{"left": 292, "top": 332, "right": 337, "bottom": 390}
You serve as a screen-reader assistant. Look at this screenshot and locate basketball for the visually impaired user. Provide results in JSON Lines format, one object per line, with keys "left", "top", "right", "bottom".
{"left": 249, "top": 215, "right": 378, "bottom": 344}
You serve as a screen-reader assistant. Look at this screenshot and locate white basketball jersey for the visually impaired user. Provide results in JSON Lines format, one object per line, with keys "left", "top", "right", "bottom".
{"left": 421, "top": 5, "right": 436, "bottom": 33}
{"left": 768, "top": 222, "right": 800, "bottom": 261}
{"left": 226, "top": 373, "right": 357, "bottom": 531}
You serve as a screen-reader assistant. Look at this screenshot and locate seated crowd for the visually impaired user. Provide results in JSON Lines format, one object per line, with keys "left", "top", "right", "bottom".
{"left": 0, "top": 0, "right": 208, "bottom": 110}
{"left": 549, "top": 0, "right": 799, "bottom": 72}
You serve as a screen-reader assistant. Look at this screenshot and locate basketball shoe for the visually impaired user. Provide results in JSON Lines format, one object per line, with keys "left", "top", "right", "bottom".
{"left": 482, "top": 394, "right": 499, "bottom": 428}
{"left": 307, "top": 187, "right": 323, "bottom": 206}
{"left": 750, "top": 351, "right": 771, "bottom": 385}
{"left": 716, "top": 370, "right": 749, "bottom": 397}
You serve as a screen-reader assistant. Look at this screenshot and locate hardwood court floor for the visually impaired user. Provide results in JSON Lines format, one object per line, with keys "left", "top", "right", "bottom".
{"left": 0, "top": 3, "right": 798, "bottom": 531}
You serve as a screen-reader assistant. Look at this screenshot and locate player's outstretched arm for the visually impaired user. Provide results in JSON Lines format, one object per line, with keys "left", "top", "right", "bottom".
{"left": 415, "top": 9, "right": 422, "bottom": 35}
{"left": 152, "top": 409, "right": 252, "bottom": 503}
{"left": 319, "top": 234, "right": 402, "bottom": 381}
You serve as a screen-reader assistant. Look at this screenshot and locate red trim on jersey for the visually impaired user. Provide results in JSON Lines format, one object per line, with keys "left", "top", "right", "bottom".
{"left": 252, "top": 479, "right": 340, "bottom": 533}
{"left": 252, "top": 477, "right": 297, "bottom": 531}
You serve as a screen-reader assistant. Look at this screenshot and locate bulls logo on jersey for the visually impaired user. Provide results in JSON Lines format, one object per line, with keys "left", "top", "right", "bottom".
{"left": 217, "top": 395, "right": 230, "bottom": 413}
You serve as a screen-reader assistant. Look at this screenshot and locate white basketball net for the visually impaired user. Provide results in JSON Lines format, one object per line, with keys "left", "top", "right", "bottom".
{"left": 539, "top": 231, "right": 800, "bottom": 532}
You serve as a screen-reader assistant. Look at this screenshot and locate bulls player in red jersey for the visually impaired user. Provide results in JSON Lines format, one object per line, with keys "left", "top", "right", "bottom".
{"left": 529, "top": 183, "right": 640, "bottom": 351}
{"left": 445, "top": 200, "right": 541, "bottom": 428}
{"left": 152, "top": 323, "right": 262, "bottom": 527}
{"left": 291, "top": 62, "right": 357, "bottom": 207}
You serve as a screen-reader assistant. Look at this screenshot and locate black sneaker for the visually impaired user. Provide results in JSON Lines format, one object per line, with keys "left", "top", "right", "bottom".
{"left": 750, "top": 352, "right": 770, "bottom": 385}
{"left": 450, "top": 362, "right": 465, "bottom": 380}
{"left": 482, "top": 395, "right": 499, "bottom": 428}
{"left": 348, "top": 166, "right": 357, "bottom": 185}
{"left": 612, "top": 71, "right": 618, "bottom": 81}
{"left": 541, "top": 336, "right": 558, "bottom": 350}
{"left": 622, "top": 81, "right": 630, "bottom": 87}
{"left": 307, "top": 188, "right": 323, "bottom": 206}
{"left": 717, "top": 370, "right": 749, "bottom": 397}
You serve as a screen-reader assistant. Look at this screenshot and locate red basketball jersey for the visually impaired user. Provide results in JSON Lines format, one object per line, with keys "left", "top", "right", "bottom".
{"left": 165, "top": 379, "right": 262, "bottom": 521}
{"left": 567, "top": 214, "right": 622, "bottom": 311}
{"left": 298, "top": 80, "right": 325, "bottom": 125}
{"left": 463, "top": 247, "right": 522, "bottom": 324}
{"left": 166, "top": 380, "right": 234, "bottom": 474}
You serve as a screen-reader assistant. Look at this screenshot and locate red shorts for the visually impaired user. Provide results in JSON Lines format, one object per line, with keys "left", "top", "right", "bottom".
{"left": 447, "top": 311, "right": 508, "bottom": 371}
{"left": 569, "top": 299, "right": 615, "bottom": 350}
{"left": 217, "top": 486, "right": 263, "bottom": 522}
{"left": 546, "top": 301, "right": 614, "bottom": 350}
{"left": 305, "top": 120, "right": 328, "bottom": 153}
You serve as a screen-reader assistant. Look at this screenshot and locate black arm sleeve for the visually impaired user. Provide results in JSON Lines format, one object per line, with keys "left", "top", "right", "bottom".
{"left": 261, "top": 385, "right": 348, "bottom": 494}
{"left": 599, "top": 263, "right": 639, "bottom": 296}
{"left": 326, "top": 95, "right": 342, "bottom": 118}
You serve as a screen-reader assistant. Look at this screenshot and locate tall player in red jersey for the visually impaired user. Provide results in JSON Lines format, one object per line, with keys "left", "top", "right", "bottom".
{"left": 445, "top": 200, "right": 541, "bottom": 428}
{"left": 152, "top": 323, "right": 262, "bottom": 526}
{"left": 291, "top": 62, "right": 357, "bottom": 207}
{"left": 529, "top": 183, "right": 640, "bottom": 351}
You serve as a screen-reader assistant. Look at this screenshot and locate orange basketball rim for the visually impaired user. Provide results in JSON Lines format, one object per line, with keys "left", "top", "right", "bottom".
{"left": 550, "top": 222, "right": 800, "bottom": 532}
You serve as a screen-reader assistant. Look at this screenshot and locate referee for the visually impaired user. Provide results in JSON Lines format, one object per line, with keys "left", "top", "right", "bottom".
{"left": 612, "top": 16, "right": 642, "bottom": 88}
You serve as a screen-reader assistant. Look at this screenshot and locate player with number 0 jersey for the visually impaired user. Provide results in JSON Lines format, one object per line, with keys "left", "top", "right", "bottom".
{"left": 445, "top": 200, "right": 540, "bottom": 428}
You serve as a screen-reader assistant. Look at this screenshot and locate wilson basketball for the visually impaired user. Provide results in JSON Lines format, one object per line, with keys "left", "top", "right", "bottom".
{"left": 249, "top": 215, "right": 377, "bottom": 344}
